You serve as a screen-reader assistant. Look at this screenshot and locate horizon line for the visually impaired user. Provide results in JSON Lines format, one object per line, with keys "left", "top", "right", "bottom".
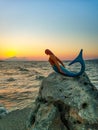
{"left": 0, "top": 58, "right": 98, "bottom": 62}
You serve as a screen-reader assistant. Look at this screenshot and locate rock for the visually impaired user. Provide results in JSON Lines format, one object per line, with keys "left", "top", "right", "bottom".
{"left": 7, "top": 77, "right": 16, "bottom": 82}
{"left": 0, "top": 106, "right": 32, "bottom": 130}
{"left": 27, "top": 72, "right": 98, "bottom": 130}
{"left": 27, "top": 103, "right": 67, "bottom": 130}
{"left": 18, "top": 67, "right": 29, "bottom": 71}
{"left": 35, "top": 75, "right": 45, "bottom": 80}
{"left": 0, "top": 105, "right": 8, "bottom": 118}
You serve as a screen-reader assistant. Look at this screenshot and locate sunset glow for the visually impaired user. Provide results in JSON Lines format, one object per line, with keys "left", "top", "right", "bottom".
{"left": 0, "top": 0, "right": 98, "bottom": 60}
{"left": 5, "top": 50, "right": 17, "bottom": 57}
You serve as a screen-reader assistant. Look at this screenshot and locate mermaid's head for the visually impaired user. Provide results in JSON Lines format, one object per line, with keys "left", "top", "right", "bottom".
{"left": 45, "top": 49, "right": 53, "bottom": 55}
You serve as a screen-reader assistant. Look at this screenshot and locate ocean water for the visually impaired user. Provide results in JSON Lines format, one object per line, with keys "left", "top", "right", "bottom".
{"left": 0, "top": 60, "right": 98, "bottom": 111}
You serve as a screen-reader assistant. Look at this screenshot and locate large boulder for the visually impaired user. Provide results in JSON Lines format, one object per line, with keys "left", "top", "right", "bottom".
{"left": 27, "top": 72, "right": 98, "bottom": 130}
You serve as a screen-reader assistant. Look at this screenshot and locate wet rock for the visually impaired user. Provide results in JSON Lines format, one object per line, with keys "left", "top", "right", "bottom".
{"left": 7, "top": 77, "right": 15, "bottom": 82}
{"left": 18, "top": 67, "right": 29, "bottom": 71}
{"left": 27, "top": 72, "right": 98, "bottom": 130}
{"left": 35, "top": 75, "right": 45, "bottom": 80}
{"left": 0, "top": 95, "right": 4, "bottom": 99}
{"left": 0, "top": 105, "right": 8, "bottom": 119}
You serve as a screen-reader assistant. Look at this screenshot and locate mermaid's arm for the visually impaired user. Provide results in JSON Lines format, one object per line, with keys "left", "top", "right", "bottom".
{"left": 56, "top": 57, "right": 65, "bottom": 67}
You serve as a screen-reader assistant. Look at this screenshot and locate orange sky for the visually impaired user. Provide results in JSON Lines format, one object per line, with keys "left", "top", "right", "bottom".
{"left": 0, "top": 32, "right": 98, "bottom": 60}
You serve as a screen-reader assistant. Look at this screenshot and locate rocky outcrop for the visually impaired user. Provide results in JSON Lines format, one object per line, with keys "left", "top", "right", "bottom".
{"left": 27, "top": 72, "right": 98, "bottom": 130}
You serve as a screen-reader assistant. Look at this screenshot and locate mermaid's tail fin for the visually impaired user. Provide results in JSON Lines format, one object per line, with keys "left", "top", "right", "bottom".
{"left": 68, "top": 49, "right": 85, "bottom": 75}
{"left": 69, "top": 49, "right": 85, "bottom": 67}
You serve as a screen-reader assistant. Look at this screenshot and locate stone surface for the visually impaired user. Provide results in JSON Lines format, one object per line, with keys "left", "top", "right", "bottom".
{"left": 0, "top": 106, "right": 32, "bottom": 130}
{"left": 27, "top": 72, "right": 98, "bottom": 130}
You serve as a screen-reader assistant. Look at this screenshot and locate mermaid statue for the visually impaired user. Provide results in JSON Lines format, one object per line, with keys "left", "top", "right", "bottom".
{"left": 45, "top": 49, "right": 85, "bottom": 77}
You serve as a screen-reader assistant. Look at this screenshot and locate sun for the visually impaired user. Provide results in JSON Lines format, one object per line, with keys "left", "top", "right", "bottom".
{"left": 5, "top": 50, "right": 17, "bottom": 57}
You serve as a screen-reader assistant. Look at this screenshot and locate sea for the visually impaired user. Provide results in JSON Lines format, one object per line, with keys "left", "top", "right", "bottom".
{"left": 0, "top": 60, "right": 98, "bottom": 112}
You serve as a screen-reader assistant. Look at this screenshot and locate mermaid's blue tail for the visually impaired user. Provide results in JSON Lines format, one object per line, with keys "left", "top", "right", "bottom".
{"left": 53, "top": 49, "right": 85, "bottom": 77}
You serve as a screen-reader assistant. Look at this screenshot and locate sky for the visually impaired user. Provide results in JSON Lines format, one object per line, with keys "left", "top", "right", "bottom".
{"left": 0, "top": 0, "right": 98, "bottom": 60}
